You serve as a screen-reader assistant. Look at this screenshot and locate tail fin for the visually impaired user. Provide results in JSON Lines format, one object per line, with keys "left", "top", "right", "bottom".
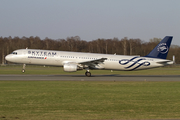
{"left": 145, "top": 36, "right": 173, "bottom": 59}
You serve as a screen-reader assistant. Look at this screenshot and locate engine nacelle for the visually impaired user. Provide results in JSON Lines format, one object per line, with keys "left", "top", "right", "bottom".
{"left": 63, "top": 63, "right": 77, "bottom": 72}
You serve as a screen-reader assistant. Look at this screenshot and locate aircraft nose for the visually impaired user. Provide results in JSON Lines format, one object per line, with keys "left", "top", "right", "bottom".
{"left": 5, "top": 55, "right": 11, "bottom": 61}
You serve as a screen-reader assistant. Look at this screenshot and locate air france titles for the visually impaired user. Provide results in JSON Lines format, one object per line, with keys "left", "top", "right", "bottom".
{"left": 28, "top": 51, "right": 56, "bottom": 59}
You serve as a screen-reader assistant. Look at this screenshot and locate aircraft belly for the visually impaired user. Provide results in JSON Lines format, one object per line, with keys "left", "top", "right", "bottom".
{"left": 35, "top": 59, "right": 62, "bottom": 66}
{"left": 104, "top": 61, "right": 159, "bottom": 71}
{"left": 104, "top": 62, "right": 125, "bottom": 70}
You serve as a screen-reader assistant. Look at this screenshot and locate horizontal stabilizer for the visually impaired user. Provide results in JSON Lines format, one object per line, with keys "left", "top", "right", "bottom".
{"left": 157, "top": 60, "right": 173, "bottom": 65}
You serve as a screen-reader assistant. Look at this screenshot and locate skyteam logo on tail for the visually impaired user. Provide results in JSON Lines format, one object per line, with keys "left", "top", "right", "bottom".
{"left": 157, "top": 43, "right": 168, "bottom": 54}
{"left": 119, "top": 57, "right": 150, "bottom": 70}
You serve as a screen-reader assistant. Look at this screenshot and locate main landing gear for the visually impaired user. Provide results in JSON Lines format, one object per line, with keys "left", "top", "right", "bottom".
{"left": 22, "top": 64, "right": 26, "bottom": 73}
{"left": 85, "top": 70, "right": 91, "bottom": 77}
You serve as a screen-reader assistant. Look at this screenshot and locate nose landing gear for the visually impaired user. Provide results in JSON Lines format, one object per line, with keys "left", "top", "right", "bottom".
{"left": 22, "top": 64, "right": 26, "bottom": 73}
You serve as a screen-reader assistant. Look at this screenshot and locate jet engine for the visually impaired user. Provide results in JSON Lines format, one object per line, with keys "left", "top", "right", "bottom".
{"left": 63, "top": 63, "right": 77, "bottom": 72}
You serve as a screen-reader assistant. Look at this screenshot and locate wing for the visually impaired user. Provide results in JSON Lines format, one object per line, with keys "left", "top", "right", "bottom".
{"left": 78, "top": 58, "right": 107, "bottom": 69}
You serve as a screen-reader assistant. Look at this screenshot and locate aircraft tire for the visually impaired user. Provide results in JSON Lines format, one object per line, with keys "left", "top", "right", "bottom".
{"left": 22, "top": 69, "right": 25, "bottom": 73}
{"left": 85, "top": 72, "right": 91, "bottom": 77}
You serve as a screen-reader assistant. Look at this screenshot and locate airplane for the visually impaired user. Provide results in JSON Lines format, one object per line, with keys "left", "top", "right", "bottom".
{"left": 5, "top": 36, "right": 173, "bottom": 77}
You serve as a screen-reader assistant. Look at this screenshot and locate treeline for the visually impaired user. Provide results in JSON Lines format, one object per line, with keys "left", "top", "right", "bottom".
{"left": 1, "top": 36, "right": 180, "bottom": 64}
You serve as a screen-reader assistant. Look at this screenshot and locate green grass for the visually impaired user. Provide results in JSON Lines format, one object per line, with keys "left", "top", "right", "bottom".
{"left": 0, "top": 65, "right": 180, "bottom": 75}
{"left": 0, "top": 65, "right": 180, "bottom": 119}
{"left": 0, "top": 81, "right": 180, "bottom": 119}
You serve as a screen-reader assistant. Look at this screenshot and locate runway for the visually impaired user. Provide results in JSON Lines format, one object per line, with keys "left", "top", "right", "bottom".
{"left": 0, "top": 74, "right": 180, "bottom": 81}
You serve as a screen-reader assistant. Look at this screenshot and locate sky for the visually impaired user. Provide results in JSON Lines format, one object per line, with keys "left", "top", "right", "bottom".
{"left": 0, "top": 0, "right": 180, "bottom": 45}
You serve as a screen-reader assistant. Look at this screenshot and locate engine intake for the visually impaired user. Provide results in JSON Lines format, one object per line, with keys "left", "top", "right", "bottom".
{"left": 63, "top": 63, "right": 77, "bottom": 72}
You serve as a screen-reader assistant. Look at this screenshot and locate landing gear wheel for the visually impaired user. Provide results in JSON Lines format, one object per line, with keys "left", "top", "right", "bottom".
{"left": 85, "top": 72, "right": 91, "bottom": 77}
{"left": 22, "top": 69, "right": 25, "bottom": 73}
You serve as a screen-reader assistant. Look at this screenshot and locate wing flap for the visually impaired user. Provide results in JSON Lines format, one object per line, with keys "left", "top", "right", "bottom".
{"left": 78, "top": 58, "right": 107, "bottom": 69}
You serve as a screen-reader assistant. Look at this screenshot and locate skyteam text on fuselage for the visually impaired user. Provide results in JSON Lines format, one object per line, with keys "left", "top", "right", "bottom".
{"left": 5, "top": 36, "right": 173, "bottom": 77}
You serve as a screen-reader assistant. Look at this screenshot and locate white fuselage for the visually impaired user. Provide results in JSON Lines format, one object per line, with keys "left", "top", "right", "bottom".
{"left": 5, "top": 49, "right": 172, "bottom": 71}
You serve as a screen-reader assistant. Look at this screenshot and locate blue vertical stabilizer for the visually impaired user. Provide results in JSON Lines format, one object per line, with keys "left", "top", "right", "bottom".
{"left": 145, "top": 36, "right": 173, "bottom": 59}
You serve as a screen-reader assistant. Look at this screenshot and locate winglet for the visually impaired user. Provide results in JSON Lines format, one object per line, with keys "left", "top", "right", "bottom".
{"left": 145, "top": 36, "right": 173, "bottom": 59}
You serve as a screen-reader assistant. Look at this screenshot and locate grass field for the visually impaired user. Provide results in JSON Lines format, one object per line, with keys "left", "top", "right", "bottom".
{"left": 0, "top": 65, "right": 180, "bottom": 120}
{"left": 0, "top": 81, "right": 180, "bottom": 120}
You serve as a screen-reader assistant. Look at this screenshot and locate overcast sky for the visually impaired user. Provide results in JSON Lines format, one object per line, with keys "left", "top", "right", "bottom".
{"left": 1, "top": 0, "right": 180, "bottom": 45}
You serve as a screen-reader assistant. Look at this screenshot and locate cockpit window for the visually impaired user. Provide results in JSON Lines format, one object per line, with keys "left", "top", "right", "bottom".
{"left": 11, "top": 52, "right": 17, "bottom": 55}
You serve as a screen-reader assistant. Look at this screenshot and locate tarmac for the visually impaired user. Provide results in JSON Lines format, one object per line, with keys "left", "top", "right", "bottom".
{"left": 0, "top": 74, "right": 180, "bottom": 81}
